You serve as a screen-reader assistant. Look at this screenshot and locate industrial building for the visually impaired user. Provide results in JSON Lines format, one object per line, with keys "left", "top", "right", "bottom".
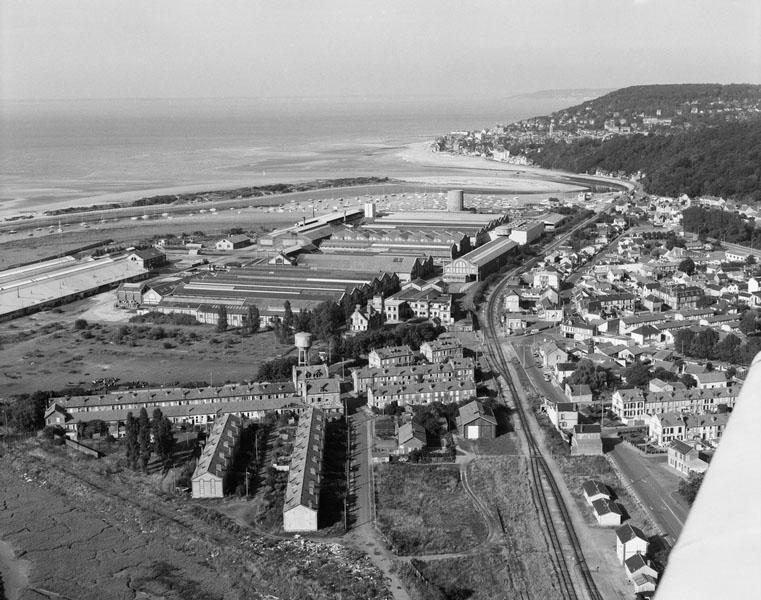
{"left": 283, "top": 407, "right": 326, "bottom": 532}
{"left": 508, "top": 220, "right": 545, "bottom": 245}
{"left": 0, "top": 254, "right": 150, "bottom": 321}
{"left": 295, "top": 252, "right": 433, "bottom": 283}
{"left": 142, "top": 266, "right": 399, "bottom": 327}
{"left": 191, "top": 413, "right": 242, "bottom": 499}
{"left": 363, "top": 210, "right": 509, "bottom": 245}
{"left": 442, "top": 237, "right": 518, "bottom": 282}
{"left": 320, "top": 225, "right": 472, "bottom": 263}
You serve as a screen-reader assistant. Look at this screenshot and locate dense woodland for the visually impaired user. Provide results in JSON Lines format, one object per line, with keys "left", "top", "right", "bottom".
{"left": 523, "top": 120, "right": 761, "bottom": 201}
{"left": 682, "top": 206, "right": 761, "bottom": 246}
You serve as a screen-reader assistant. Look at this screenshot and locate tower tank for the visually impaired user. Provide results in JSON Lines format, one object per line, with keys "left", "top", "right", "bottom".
{"left": 447, "top": 189, "right": 464, "bottom": 212}
{"left": 294, "top": 331, "right": 313, "bottom": 366}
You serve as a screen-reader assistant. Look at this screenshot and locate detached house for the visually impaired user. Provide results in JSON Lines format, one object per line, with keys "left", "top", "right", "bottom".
{"left": 667, "top": 439, "right": 709, "bottom": 476}
{"left": 582, "top": 480, "right": 610, "bottom": 506}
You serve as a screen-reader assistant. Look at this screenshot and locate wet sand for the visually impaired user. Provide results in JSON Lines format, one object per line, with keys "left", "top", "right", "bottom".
{"left": 0, "top": 141, "right": 596, "bottom": 221}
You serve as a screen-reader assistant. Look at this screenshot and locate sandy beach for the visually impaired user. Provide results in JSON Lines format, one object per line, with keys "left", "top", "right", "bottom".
{"left": 0, "top": 141, "right": 601, "bottom": 222}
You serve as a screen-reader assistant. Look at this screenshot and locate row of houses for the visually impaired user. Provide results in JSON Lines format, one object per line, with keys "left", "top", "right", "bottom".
{"left": 43, "top": 376, "right": 344, "bottom": 437}
{"left": 283, "top": 408, "right": 326, "bottom": 532}
{"left": 191, "top": 413, "right": 242, "bottom": 498}
{"left": 351, "top": 358, "right": 476, "bottom": 394}
{"left": 611, "top": 387, "right": 737, "bottom": 423}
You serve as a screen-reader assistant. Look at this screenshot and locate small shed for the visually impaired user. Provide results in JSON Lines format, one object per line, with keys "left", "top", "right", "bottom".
{"left": 616, "top": 523, "right": 649, "bottom": 564}
{"left": 591, "top": 498, "right": 623, "bottom": 526}
{"left": 457, "top": 400, "right": 497, "bottom": 440}
{"left": 582, "top": 480, "right": 610, "bottom": 506}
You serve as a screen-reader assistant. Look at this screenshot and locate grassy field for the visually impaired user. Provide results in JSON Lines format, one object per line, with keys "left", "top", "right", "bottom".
{"left": 0, "top": 318, "right": 293, "bottom": 396}
{"left": 402, "top": 456, "right": 565, "bottom": 600}
{"left": 375, "top": 463, "right": 487, "bottom": 556}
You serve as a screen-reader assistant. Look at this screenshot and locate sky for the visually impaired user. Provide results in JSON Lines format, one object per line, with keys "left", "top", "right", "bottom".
{"left": 1, "top": 0, "right": 760, "bottom": 102}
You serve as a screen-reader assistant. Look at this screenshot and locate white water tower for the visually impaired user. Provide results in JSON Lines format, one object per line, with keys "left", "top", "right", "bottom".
{"left": 295, "top": 331, "right": 313, "bottom": 366}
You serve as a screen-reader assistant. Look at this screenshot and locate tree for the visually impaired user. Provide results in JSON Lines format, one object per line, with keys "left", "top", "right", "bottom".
{"left": 680, "top": 373, "right": 697, "bottom": 388}
{"left": 137, "top": 407, "right": 151, "bottom": 473}
{"left": 678, "top": 471, "right": 705, "bottom": 505}
{"left": 677, "top": 257, "right": 696, "bottom": 275}
{"left": 624, "top": 361, "right": 651, "bottom": 387}
{"left": 125, "top": 412, "right": 139, "bottom": 469}
{"left": 739, "top": 309, "right": 758, "bottom": 335}
{"left": 246, "top": 305, "right": 260, "bottom": 334}
{"left": 283, "top": 301, "right": 294, "bottom": 330}
{"left": 73, "top": 318, "right": 89, "bottom": 330}
{"left": 216, "top": 304, "right": 228, "bottom": 332}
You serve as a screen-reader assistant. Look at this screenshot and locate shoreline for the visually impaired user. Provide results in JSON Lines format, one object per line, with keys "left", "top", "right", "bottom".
{"left": 0, "top": 539, "right": 31, "bottom": 600}
{"left": 0, "top": 141, "right": 629, "bottom": 222}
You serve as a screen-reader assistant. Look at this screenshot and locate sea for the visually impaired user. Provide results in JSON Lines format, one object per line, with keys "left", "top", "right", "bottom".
{"left": 0, "top": 95, "right": 575, "bottom": 212}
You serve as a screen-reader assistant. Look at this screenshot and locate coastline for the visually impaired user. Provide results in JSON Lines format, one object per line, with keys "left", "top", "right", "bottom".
{"left": 0, "top": 539, "right": 31, "bottom": 600}
{"left": 0, "top": 141, "right": 599, "bottom": 222}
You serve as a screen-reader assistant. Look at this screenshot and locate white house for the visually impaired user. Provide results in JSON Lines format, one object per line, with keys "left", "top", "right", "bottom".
{"left": 591, "top": 498, "right": 623, "bottom": 526}
{"left": 616, "top": 523, "right": 649, "bottom": 564}
{"left": 582, "top": 480, "right": 610, "bottom": 506}
{"left": 191, "top": 413, "right": 242, "bottom": 499}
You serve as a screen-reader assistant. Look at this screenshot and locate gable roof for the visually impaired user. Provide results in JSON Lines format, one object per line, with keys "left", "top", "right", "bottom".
{"left": 625, "top": 553, "right": 651, "bottom": 573}
{"left": 398, "top": 421, "right": 427, "bottom": 445}
{"left": 669, "top": 439, "right": 694, "bottom": 455}
{"left": 457, "top": 400, "right": 497, "bottom": 426}
{"left": 592, "top": 498, "right": 623, "bottom": 516}
{"left": 582, "top": 480, "right": 610, "bottom": 499}
{"left": 616, "top": 523, "right": 648, "bottom": 544}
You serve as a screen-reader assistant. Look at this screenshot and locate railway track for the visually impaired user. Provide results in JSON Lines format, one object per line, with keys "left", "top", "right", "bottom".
{"left": 479, "top": 212, "right": 609, "bottom": 600}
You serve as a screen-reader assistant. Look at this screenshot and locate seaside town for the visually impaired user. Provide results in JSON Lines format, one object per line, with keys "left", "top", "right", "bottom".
{"left": 1, "top": 149, "right": 759, "bottom": 599}
{"left": 434, "top": 85, "right": 761, "bottom": 163}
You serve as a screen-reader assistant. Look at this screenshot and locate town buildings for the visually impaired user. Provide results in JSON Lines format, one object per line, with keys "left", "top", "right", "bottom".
{"left": 351, "top": 358, "right": 475, "bottom": 394}
{"left": 420, "top": 337, "right": 464, "bottom": 363}
{"left": 367, "top": 380, "right": 477, "bottom": 410}
{"left": 368, "top": 345, "right": 415, "bottom": 368}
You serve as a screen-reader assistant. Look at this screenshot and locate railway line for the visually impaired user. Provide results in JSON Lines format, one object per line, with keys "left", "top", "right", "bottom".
{"left": 480, "top": 208, "right": 610, "bottom": 600}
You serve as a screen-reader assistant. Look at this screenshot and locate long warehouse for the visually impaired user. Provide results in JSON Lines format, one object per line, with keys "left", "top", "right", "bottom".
{"left": 442, "top": 237, "right": 518, "bottom": 282}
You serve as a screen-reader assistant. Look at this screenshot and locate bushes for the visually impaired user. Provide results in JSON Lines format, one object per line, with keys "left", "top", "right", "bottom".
{"left": 129, "top": 312, "right": 200, "bottom": 326}
{"left": 73, "top": 318, "right": 89, "bottom": 330}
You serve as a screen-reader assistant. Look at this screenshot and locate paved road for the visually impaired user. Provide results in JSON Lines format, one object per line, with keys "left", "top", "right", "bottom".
{"left": 608, "top": 441, "right": 689, "bottom": 544}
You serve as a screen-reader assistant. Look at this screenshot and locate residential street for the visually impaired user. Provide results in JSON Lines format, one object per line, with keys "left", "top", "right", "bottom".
{"left": 608, "top": 440, "right": 689, "bottom": 544}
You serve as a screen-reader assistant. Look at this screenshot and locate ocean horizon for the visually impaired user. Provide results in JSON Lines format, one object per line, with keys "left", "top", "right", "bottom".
{"left": 1, "top": 95, "right": 576, "bottom": 209}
